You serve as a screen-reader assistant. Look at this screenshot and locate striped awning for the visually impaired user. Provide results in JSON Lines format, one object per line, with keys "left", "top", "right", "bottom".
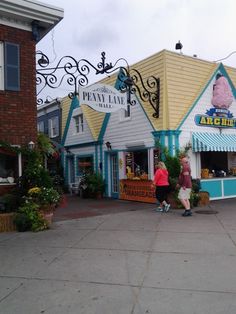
{"left": 192, "top": 132, "right": 236, "bottom": 152}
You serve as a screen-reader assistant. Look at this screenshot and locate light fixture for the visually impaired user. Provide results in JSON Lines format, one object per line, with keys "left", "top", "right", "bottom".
{"left": 175, "top": 40, "right": 183, "bottom": 52}
{"left": 44, "top": 96, "right": 54, "bottom": 104}
{"left": 105, "top": 141, "right": 112, "bottom": 150}
{"left": 28, "top": 141, "right": 35, "bottom": 150}
{"left": 32, "top": 20, "right": 40, "bottom": 42}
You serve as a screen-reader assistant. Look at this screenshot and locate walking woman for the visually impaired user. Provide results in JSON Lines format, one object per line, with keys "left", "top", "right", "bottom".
{"left": 152, "top": 161, "right": 170, "bottom": 212}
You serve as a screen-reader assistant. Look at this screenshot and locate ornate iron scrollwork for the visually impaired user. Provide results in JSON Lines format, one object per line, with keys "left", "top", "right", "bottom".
{"left": 36, "top": 51, "right": 160, "bottom": 118}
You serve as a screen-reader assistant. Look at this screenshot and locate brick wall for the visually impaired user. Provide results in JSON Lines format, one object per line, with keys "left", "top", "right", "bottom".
{"left": 0, "top": 24, "right": 37, "bottom": 146}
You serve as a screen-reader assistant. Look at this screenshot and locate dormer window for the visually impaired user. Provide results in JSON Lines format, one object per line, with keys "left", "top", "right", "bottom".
{"left": 74, "top": 114, "right": 84, "bottom": 133}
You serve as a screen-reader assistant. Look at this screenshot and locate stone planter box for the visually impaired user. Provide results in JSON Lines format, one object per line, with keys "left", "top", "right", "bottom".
{"left": 0, "top": 213, "right": 16, "bottom": 232}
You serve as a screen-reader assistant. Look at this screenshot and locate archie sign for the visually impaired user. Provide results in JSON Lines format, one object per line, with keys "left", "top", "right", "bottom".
{"left": 79, "top": 83, "right": 128, "bottom": 113}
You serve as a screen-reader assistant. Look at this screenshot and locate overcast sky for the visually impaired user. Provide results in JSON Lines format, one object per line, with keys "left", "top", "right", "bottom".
{"left": 36, "top": 0, "right": 236, "bottom": 99}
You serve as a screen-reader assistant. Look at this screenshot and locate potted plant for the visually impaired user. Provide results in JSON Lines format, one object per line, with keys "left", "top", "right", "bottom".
{"left": 27, "top": 186, "right": 61, "bottom": 224}
{"left": 13, "top": 200, "right": 48, "bottom": 232}
{"left": 82, "top": 172, "right": 105, "bottom": 199}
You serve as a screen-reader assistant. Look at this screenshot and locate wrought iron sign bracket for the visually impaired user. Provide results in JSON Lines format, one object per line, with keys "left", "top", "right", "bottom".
{"left": 36, "top": 51, "right": 160, "bottom": 118}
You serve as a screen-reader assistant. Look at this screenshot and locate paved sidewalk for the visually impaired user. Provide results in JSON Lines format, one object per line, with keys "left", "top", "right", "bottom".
{"left": 0, "top": 197, "right": 236, "bottom": 314}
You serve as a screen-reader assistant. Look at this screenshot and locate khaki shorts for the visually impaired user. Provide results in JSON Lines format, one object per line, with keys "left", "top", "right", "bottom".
{"left": 178, "top": 188, "right": 191, "bottom": 200}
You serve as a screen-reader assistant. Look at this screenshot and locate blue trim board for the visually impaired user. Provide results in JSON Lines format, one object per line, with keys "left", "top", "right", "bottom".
{"left": 178, "top": 63, "right": 236, "bottom": 130}
{"left": 152, "top": 130, "right": 181, "bottom": 155}
{"left": 98, "top": 113, "right": 110, "bottom": 141}
{"left": 104, "top": 152, "right": 109, "bottom": 196}
{"left": 95, "top": 144, "right": 98, "bottom": 172}
{"left": 223, "top": 179, "right": 236, "bottom": 197}
{"left": 62, "top": 97, "right": 80, "bottom": 145}
{"left": 200, "top": 180, "right": 222, "bottom": 198}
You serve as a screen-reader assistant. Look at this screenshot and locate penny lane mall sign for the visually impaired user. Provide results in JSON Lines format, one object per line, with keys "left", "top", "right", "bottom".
{"left": 79, "top": 83, "right": 128, "bottom": 113}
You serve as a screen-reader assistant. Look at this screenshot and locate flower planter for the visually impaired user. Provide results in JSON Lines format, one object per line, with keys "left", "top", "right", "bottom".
{"left": 39, "top": 205, "right": 55, "bottom": 226}
{"left": 40, "top": 211, "right": 54, "bottom": 225}
{"left": 0, "top": 213, "right": 16, "bottom": 232}
{"left": 198, "top": 191, "right": 210, "bottom": 206}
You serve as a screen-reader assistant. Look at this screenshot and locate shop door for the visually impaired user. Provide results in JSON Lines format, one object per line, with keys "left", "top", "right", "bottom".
{"left": 111, "top": 153, "right": 119, "bottom": 198}
{"left": 67, "top": 155, "right": 75, "bottom": 184}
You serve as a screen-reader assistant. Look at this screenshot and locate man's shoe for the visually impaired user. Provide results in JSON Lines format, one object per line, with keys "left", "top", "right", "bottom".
{"left": 182, "top": 210, "right": 192, "bottom": 217}
{"left": 164, "top": 204, "right": 171, "bottom": 212}
{"left": 156, "top": 207, "right": 164, "bottom": 212}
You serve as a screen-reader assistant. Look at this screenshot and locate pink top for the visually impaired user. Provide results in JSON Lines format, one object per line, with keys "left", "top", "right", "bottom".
{"left": 153, "top": 169, "right": 169, "bottom": 186}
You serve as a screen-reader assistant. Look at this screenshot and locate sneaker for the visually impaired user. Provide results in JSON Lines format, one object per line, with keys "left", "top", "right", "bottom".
{"left": 182, "top": 210, "right": 192, "bottom": 217}
{"left": 156, "top": 207, "right": 164, "bottom": 212}
{"left": 164, "top": 204, "right": 171, "bottom": 212}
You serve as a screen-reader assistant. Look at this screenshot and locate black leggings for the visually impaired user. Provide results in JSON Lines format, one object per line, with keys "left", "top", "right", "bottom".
{"left": 155, "top": 185, "right": 169, "bottom": 203}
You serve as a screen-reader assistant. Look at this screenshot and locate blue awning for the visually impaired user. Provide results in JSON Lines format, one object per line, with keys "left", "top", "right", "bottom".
{"left": 192, "top": 132, "right": 236, "bottom": 152}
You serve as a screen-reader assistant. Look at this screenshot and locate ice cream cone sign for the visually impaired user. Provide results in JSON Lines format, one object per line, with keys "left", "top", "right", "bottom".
{"left": 211, "top": 74, "right": 233, "bottom": 110}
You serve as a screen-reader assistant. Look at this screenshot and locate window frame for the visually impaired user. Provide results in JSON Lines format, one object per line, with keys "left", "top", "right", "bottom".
{"left": 74, "top": 114, "right": 84, "bottom": 133}
{"left": 4, "top": 42, "right": 20, "bottom": 91}
{"left": 48, "top": 116, "right": 59, "bottom": 138}
{"left": 37, "top": 121, "right": 44, "bottom": 133}
{"left": 0, "top": 41, "right": 4, "bottom": 90}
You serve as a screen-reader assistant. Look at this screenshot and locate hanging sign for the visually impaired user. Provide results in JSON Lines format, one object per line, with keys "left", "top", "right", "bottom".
{"left": 79, "top": 83, "right": 127, "bottom": 113}
{"left": 195, "top": 73, "right": 236, "bottom": 128}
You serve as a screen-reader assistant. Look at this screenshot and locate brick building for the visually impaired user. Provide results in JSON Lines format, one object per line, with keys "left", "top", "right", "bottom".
{"left": 0, "top": 0, "right": 63, "bottom": 194}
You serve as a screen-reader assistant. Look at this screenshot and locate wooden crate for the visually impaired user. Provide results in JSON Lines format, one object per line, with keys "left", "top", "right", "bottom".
{"left": 0, "top": 213, "right": 16, "bottom": 232}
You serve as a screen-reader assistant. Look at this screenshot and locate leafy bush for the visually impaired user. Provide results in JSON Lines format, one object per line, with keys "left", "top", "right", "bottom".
{"left": 28, "top": 186, "right": 60, "bottom": 206}
{"left": 14, "top": 201, "right": 48, "bottom": 232}
{"left": 81, "top": 172, "right": 105, "bottom": 198}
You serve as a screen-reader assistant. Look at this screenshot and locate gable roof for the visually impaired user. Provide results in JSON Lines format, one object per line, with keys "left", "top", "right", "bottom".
{"left": 99, "top": 50, "right": 221, "bottom": 131}
{"left": 62, "top": 50, "right": 236, "bottom": 142}
{"left": 178, "top": 63, "right": 236, "bottom": 130}
{"left": 61, "top": 96, "right": 106, "bottom": 145}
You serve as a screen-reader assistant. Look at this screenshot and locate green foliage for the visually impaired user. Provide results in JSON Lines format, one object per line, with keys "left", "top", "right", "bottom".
{"left": 82, "top": 172, "right": 105, "bottom": 198}
{"left": 16, "top": 148, "right": 53, "bottom": 197}
{"left": 28, "top": 187, "right": 60, "bottom": 206}
{"left": 37, "top": 132, "right": 56, "bottom": 156}
{"left": 14, "top": 201, "right": 48, "bottom": 232}
{"left": 164, "top": 154, "right": 181, "bottom": 179}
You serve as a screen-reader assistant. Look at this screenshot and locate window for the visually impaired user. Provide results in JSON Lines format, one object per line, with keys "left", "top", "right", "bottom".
{"left": 78, "top": 156, "right": 93, "bottom": 175}
{"left": 0, "top": 42, "right": 4, "bottom": 90}
{"left": 125, "top": 150, "right": 148, "bottom": 177}
{"left": 0, "top": 148, "right": 18, "bottom": 183}
{"left": 37, "top": 121, "right": 44, "bottom": 133}
{"left": 48, "top": 116, "right": 59, "bottom": 138}
{"left": 120, "top": 104, "right": 131, "bottom": 121}
{"left": 74, "top": 114, "right": 84, "bottom": 133}
{"left": 0, "top": 41, "right": 20, "bottom": 91}
{"left": 201, "top": 152, "right": 228, "bottom": 175}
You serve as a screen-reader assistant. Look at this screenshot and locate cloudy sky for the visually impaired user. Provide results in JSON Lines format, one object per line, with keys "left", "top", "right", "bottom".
{"left": 37, "top": 0, "right": 236, "bottom": 99}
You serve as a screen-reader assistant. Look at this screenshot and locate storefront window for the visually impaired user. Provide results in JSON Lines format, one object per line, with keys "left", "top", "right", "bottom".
{"left": 125, "top": 150, "right": 148, "bottom": 179}
{"left": 201, "top": 152, "right": 228, "bottom": 176}
{"left": 78, "top": 156, "right": 93, "bottom": 175}
{"left": 0, "top": 149, "right": 18, "bottom": 183}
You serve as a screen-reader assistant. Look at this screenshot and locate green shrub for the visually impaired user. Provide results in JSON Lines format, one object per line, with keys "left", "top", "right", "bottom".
{"left": 82, "top": 172, "right": 105, "bottom": 198}
{"left": 14, "top": 201, "right": 48, "bottom": 232}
